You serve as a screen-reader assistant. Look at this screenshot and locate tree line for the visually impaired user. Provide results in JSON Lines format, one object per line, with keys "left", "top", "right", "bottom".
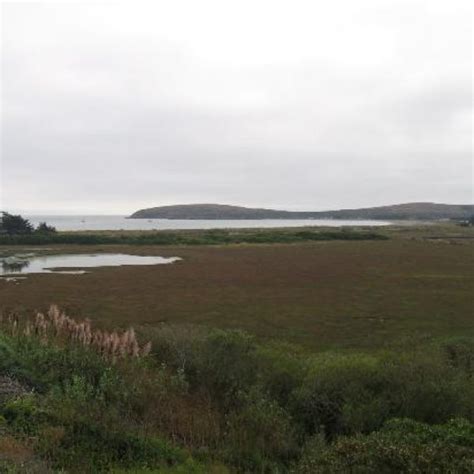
{"left": 0, "top": 212, "right": 56, "bottom": 235}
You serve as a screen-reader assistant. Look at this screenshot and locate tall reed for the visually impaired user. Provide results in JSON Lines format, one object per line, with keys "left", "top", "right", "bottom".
{"left": 0, "top": 305, "right": 152, "bottom": 362}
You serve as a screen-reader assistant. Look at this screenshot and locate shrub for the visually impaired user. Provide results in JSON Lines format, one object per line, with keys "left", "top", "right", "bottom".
{"left": 292, "top": 350, "right": 474, "bottom": 438}
{"left": 223, "top": 388, "right": 299, "bottom": 471}
{"left": 291, "top": 353, "right": 384, "bottom": 437}
{"left": 141, "top": 324, "right": 207, "bottom": 372}
{"left": 1, "top": 394, "right": 49, "bottom": 435}
{"left": 256, "top": 342, "right": 309, "bottom": 406}
{"left": 293, "top": 418, "right": 474, "bottom": 473}
{"left": 38, "top": 421, "right": 188, "bottom": 471}
{"left": 191, "top": 330, "right": 259, "bottom": 407}
{"left": 35, "top": 222, "right": 57, "bottom": 234}
{"left": 378, "top": 351, "right": 474, "bottom": 424}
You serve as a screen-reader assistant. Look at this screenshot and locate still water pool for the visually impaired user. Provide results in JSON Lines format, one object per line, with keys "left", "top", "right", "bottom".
{"left": 0, "top": 253, "right": 181, "bottom": 276}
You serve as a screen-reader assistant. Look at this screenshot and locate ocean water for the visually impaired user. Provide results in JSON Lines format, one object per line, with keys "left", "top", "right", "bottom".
{"left": 25, "top": 215, "right": 391, "bottom": 231}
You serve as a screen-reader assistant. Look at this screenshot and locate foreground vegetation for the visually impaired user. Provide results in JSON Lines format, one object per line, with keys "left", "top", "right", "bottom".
{"left": 1, "top": 307, "right": 474, "bottom": 472}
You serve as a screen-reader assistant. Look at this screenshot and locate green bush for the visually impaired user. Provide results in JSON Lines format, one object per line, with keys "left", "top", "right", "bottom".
{"left": 34, "top": 222, "right": 57, "bottom": 234}
{"left": 256, "top": 343, "right": 308, "bottom": 406}
{"left": 38, "top": 421, "right": 187, "bottom": 471}
{"left": 0, "top": 336, "right": 21, "bottom": 375}
{"left": 293, "top": 418, "right": 474, "bottom": 473}
{"left": 141, "top": 324, "right": 208, "bottom": 372}
{"left": 292, "top": 350, "right": 474, "bottom": 438}
{"left": 378, "top": 351, "right": 474, "bottom": 424}
{"left": 223, "top": 388, "right": 299, "bottom": 472}
{"left": 1, "top": 394, "right": 49, "bottom": 435}
{"left": 0, "top": 337, "right": 111, "bottom": 393}
{"left": 292, "top": 353, "right": 385, "bottom": 436}
{"left": 191, "top": 330, "right": 259, "bottom": 407}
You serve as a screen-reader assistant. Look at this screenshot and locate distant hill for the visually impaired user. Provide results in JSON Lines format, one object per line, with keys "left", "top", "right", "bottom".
{"left": 130, "top": 203, "right": 474, "bottom": 220}
{"left": 314, "top": 203, "right": 474, "bottom": 220}
{"left": 130, "top": 204, "right": 294, "bottom": 219}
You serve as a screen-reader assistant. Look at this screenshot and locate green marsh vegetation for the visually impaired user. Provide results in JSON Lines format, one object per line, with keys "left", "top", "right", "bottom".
{"left": 0, "top": 228, "right": 388, "bottom": 246}
{"left": 0, "top": 307, "right": 474, "bottom": 472}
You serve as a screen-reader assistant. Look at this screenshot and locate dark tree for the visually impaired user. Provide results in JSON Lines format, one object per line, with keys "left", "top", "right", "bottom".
{"left": 0, "top": 212, "right": 34, "bottom": 235}
{"left": 36, "top": 222, "right": 57, "bottom": 234}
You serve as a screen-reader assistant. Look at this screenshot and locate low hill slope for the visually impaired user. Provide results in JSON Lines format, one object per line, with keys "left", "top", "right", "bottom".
{"left": 315, "top": 202, "right": 474, "bottom": 220}
{"left": 130, "top": 204, "right": 294, "bottom": 219}
{"left": 130, "top": 202, "right": 474, "bottom": 220}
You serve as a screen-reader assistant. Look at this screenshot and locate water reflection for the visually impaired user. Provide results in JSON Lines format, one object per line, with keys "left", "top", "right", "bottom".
{"left": 2, "top": 258, "right": 30, "bottom": 273}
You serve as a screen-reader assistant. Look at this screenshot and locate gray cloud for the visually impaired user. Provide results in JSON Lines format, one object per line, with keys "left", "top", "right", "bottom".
{"left": 1, "top": 0, "right": 472, "bottom": 214}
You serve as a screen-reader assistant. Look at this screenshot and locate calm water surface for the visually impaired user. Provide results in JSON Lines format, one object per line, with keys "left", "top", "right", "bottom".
{"left": 0, "top": 253, "right": 180, "bottom": 276}
{"left": 26, "top": 215, "right": 391, "bottom": 231}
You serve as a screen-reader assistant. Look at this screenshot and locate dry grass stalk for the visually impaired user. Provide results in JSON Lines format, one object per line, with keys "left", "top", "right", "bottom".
{"left": 1, "top": 304, "right": 152, "bottom": 363}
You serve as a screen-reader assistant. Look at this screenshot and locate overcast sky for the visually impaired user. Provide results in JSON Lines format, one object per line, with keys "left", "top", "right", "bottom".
{"left": 1, "top": 0, "right": 472, "bottom": 214}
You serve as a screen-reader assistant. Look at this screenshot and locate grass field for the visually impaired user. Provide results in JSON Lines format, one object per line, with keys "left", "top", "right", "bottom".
{"left": 1, "top": 224, "right": 473, "bottom": 350}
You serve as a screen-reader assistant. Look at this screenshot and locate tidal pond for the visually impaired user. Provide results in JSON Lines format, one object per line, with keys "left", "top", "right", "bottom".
{"left": 0, "top": 253, "right": 180, "bottom": 276}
